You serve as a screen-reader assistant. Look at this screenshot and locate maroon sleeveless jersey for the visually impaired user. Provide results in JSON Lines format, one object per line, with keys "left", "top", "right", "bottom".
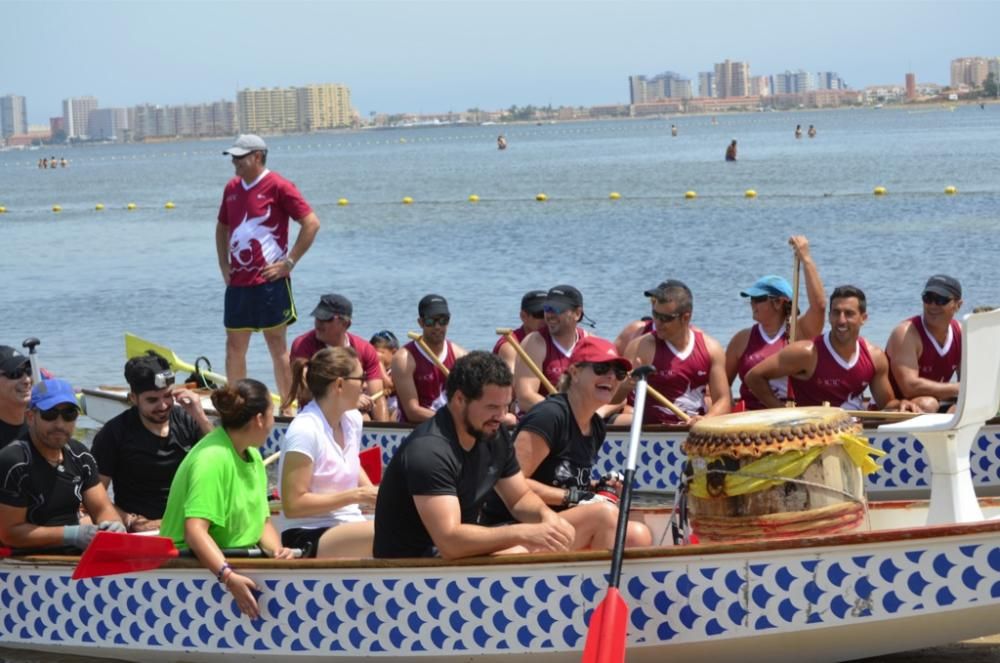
{"left": 631, "top": 330, "right": 711, "bottom": 424}
{"left": 538, "top": 327, "right": 587, "bottom": 395}
{"left": 888, "top": 316, "right": 961, "bottom": 397}
{"left": 792, "top": 333, "right": 874, "bottom": 409}
{"left": 398, "top": 340, "right": 456, "bottom": 423}
{"left": 492, "top": 325, "right": 527, "bottom": 354}
{"left": 738, "top": 324, "right": 789, "bottom": 410}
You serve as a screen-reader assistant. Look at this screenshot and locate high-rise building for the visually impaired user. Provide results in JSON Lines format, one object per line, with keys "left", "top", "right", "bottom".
{"left": 628, "top": 72, "right": 692, "bottom": 103}
{"left": 774, "top": 70, "right": 817, "bottom": 95}
{"left": 237, "top": 84, "right": 352, "bottom": 134}
{"left": 950, "top": 57, "right": 992, "bottom": 88}
{"left": 905, "top": 73, "right": 917, "bottom": 100}
{"left": 0, "top": 95, "right": 28, "bottom": 138}
{"left": 297, "top": 84, "right": 352, "bottom": 131}
{"left": 698, "top": 72, "right": 716, "bottom": 98}
{"left": 817, "top": 71, "right": 846, "bottom": 90}
{"left": 714, "top": 60, "right": 751, "bottom": 97}
{"left": 62, "top": 96, "right": 99, "bottom": 139}
{"left": 750, "top": 76, "right": 771, "bottom": 97}
{"left": 87, "top": 108, "right": 128, "bottom": 140}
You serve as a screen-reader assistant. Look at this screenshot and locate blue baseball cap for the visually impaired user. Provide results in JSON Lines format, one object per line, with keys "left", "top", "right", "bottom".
{"left": 740, "top": 275, "right": 793, "bottom": 299}
{"left": 30, "top": 379, "right": 79, "bottom": 411}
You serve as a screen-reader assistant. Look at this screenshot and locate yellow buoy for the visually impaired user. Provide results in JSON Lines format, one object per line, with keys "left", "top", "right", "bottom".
{"left": 0, "top": 206, "right": 7, "bottom": 214}
{"left": 535, "top": 193, "right": 548, "bottom": 202}
{"left": 52, "top": 205, "right": 62, "bottom": 213}
{"left": 873, "top": 186, "right": 887, "bottom": 196}
{"left": 402, "top": 196, "right": 413, "bottom": 205}
{"left": 127, "top": 203, "right": 137, "bottom": 210}
{"left": 745, "top": 189, "right": 757, "bottom": 198}
{"left": 337, "top": 198, "right": 349, "bottom": 206}
{"left": 399, "top": 138, "right": 407, "bottom": 143}
{"left": 95, "top": 203, "right": 105, "bottom": 211}
{"left": 944, "top": 185, "right": 957, "bottom": 195}
{"left": 165, "top": 201, "right": 175, "bottom": 209}
{"left": 684, "top": 191, "right": 697, "bottom": 199}
{"left": 468, "top": 194, "right": 480, "bottom": 203}
{"left": 609, "top": 192, "right": 621, "bottom": 200}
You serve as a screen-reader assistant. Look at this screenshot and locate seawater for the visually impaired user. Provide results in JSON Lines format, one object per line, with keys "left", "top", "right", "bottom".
{"left": 0, "top": 107, "right": 999, "bottom": 660}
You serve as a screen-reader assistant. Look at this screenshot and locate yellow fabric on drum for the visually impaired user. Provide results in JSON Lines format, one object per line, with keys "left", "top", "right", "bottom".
{"left": 839, "top": 433, "right": 887, "bottom": 475}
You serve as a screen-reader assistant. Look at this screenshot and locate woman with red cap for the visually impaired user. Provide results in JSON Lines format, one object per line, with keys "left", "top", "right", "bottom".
{"left": 481, "top": 336, "right": 651, "bottom": 549}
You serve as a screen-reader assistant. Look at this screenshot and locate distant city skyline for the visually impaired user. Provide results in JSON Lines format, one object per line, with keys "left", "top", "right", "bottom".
{"left": 5, "top": 1, "right": 1000, "bottom": 124}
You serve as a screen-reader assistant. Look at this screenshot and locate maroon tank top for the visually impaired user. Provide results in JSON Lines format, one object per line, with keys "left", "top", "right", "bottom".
{"left": 492, "top": 325, "right": 527, "bottom": 354}
{"left": 888, "top": 316, "right": 961, "bottom": 397}
{"left": 631, "top": 330, "right": 711, "bottom": 424}
{"left": 738, "top": 324, "right": 789, "bottom": 410}
{"left": 398, "top": 340, "right": 456, "bottom": 423}
{"left": 792, "top": 333, "right": 874, "bottom": 409}
{"left": 538, "top": 327, "right": 586, "bottom": 395}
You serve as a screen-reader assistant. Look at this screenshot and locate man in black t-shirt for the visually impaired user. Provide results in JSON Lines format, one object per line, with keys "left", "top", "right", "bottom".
{"left": 92, "top": 355, "right": 212, "bottom": 532}
{"left": 0, "top": 379, "right": 124, "bottom": 551}
{"left": 0, "top": 346, "right": 32, "bottom": 448}
{"left": 373, "top": 352, "right": 575, "bottom": 559}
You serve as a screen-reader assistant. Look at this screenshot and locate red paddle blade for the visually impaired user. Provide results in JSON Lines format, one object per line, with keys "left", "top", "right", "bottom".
{"left": 72, "top": 532, "right": 179, "bottom": 580}
{"left": 360, "top": 447, "right": 382, "bottom": 485}
{"left": 581, "top": 587, "right": 628, "bottom": 663}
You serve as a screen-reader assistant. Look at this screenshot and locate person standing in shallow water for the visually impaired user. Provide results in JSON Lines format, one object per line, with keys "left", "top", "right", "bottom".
{"left": 725, "top": 139, "right": 737, "bottom": 161}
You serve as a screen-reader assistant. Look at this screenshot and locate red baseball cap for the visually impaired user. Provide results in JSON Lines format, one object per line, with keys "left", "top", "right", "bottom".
{"left": 569, "top": 336, "right": 632, "bottom": 372}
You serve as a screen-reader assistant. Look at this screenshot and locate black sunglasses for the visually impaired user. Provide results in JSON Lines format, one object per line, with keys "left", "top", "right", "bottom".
{"left": 749, "top": 295, "right": 774, "bottom": 304}
{"left": 584, "top": 362, "right": 629, "bottom": 381}
{"left": 1, "top": 364, "right": 31, "bottom": 380}
{"left": 421, "top": 316, "right": 450, "bottom": 327}
{"left": 922, "top": 292, "right": 952, "bottom": 306}
{"left": 38, "top": 407, "right": 79, "bottom": 423}
{"left": 651, "top": 310, "right": 682, "bottom": 323}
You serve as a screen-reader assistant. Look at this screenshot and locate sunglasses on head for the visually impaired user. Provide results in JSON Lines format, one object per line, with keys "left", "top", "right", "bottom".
{"left": 584, "top": 362, "right": 629, "bottom": 381}
{"left": 38, "top": 406, "right": 79, "bottom": 423}
{"left": 372, "top": 329, "right": 399, "bottom": 347}
{"left": 922, "top": 292, "right": 952, "bottom": 306}
{"left": 421, "top": 316, "right": 450, "bottom": 327}
{"left": 651, "top": 310, "right": 682, "bottom": 323}
{"left": 1, "top": 364, "right": 31, "bottom": 380}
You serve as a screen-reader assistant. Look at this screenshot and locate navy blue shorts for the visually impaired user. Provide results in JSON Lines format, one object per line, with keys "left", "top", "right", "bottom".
{"left": 224, "top": 278, "right": 297, "bottom": 331}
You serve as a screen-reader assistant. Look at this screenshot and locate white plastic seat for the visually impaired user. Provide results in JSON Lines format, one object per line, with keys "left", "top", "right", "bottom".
{"left": 878, "top": 308, "right": 1000, "bottom": 525}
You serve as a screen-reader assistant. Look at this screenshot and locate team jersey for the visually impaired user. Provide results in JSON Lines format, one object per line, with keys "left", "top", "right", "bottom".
{"left": 888, "top": 316, "right": 962, "bottom": 397}
{"left": 492, "top": 325, "right": 527, "bottom": 354}
{"left": 793, "top": 333, "right": 874, "bottom": 409}
{"left": 738, "top": 323, "right": 789, "bottom": 410}
{"left": 398, "top": 340, "right": 457, "bottom": 423}
{"left": 632, "top": 330, "right": 711, "bottom": 424}
{"left": 290, "top": 330, "right": 384, "bottom": 381}
{"left": 217, "top": 170, "right": 312, "bottom": 287}
{"left": 537, "top": 327, "right": 587, "bottom": 395}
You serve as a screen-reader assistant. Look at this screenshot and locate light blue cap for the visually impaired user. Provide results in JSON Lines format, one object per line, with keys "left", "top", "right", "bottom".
{"left": 740, "top": 275, "right": 793, "bottom": 299}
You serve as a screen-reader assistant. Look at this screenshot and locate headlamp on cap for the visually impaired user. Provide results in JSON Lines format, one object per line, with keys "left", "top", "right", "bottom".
{"left": 154, "top": 370, "right": 175, "bottom": 390}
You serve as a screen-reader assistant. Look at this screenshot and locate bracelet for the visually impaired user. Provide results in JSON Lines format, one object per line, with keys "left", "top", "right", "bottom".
{"left": 216, "top": 562, "right": 232, "bottom": 583}
{"left": 283, "top": 256, "right": 295, "bottom": 270}
{"left": 124, "top": 513, "right": 137, "bottom": 533}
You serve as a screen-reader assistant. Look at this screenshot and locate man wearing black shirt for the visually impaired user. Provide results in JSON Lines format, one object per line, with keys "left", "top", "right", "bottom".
{"left": 0, "top": 379, "right": 124, "bottom": 551}
{"left": 0, "top": 346, "right": 32, "bottom": 448}
{"left": 373, "top": 352, "right": 574, "bottom": 559}
{"left": 92, "top": 354, "right": 212, "bottom": 532}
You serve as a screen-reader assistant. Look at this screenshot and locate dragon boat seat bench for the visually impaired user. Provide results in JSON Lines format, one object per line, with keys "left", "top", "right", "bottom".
{"left": 879, "top": 308, "right": 1000, "bottom": 525}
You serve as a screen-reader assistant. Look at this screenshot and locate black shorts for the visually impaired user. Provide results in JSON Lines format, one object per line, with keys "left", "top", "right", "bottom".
{"left": 281, "top": 527, "right": 329, "bottom": 558}
{"left": 224, "top": 278, "right": 297, "bottom": 332}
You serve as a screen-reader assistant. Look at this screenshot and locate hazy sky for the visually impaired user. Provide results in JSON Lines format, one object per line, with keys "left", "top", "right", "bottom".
{"left": 5, "top": 0, "right": 999, "bottom": 124}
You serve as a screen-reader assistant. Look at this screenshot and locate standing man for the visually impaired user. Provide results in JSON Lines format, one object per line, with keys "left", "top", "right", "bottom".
{"left": 0, "top": 379, "right": 124, "bottom": 551}
{"left": 392, "top": 294, "right": 467, "bottom": 423}
{"left": 885, "top": 275, "right": 964, "bottom": 412}
{"left": 514, "top": 285, "right": 590, "bottom": 413}
{"left": 0, "top": 346, "right": 32, "bottom": 447}
{"left": 373, "top": 352, "right": 574, "bottom": 559}
{"left": 216, "top": 134, "right": 320, "bottom": 404}
{"left": 91, "top": 355, "right": 212, "bottom": 533}
{"left": 725, "top": 139, "right": 737, "bottom": 161}
{"left": 493, "top": 290, "right": 548, "bottom": 373}
{"left": 290, "top": 293, "right": 390, "bottom": 421}
{"left": 615, "top": 280, "right": 731, "bottom": 425}
{"left": 745, "top": 285, "right": 917, "bottom": 412}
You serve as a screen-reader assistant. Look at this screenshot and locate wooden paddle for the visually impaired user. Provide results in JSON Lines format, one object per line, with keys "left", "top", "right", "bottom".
{"left": 406, "top": 331, "right": 450, "bottom": 377}
{"left": 789, "top": 254, "right": 801, "bottom": 344}
{"left": 582, "top": 365, "right": 655, "bottom": 663}
{"left": 844, "top": 409, "right": 920, "bottom": 422}
{"left": 645, "top": 385, "right": 691, "bottom": 423}
{"left": 495, "top": 328, "right": 556, "bottom": 394}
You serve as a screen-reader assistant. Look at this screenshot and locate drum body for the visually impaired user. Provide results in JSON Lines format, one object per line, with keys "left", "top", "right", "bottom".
{"left": 683, "top": 407, "right": 868, "bottom": 541}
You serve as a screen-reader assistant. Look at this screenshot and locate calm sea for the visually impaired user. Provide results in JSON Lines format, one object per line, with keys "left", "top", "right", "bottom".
{"left": 1, "top": 106, "right": 999, "bottom": 660}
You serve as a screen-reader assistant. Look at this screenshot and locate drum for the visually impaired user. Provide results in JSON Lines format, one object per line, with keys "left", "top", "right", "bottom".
{"left": 682, "top": 406, "right": 875, "bottom": 542}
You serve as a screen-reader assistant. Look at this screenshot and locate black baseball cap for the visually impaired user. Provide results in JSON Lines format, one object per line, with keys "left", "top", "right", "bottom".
{"left": 520, "top": 290, "right": 548, "bottom": 315}
{"left": 644, "top": 279, "right": 692, "bottom": 301}
{"left": 418, "top": 294, "right": 450, "bottom": 317}
{"left": 545, "top": 285, "right": 583, "bottom": 313}
{"left": 0, "top": 346, "right": 29, "bottom": 376}
{"left": 923, "top": 275, "right": 962, "bottom": 300}
{"left": 125, "top": 354, "right": 175, "bottom": 394}
{"left": 311, "top": 294, "right": 353, "bottom": 321}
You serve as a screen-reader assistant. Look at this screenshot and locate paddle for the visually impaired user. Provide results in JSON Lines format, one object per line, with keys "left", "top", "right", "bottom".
{"left": 406, "top": 331, "right": 450, "bottom": 377}
{"left": 495, "top": 328, "right": 557, "bottom": 394}
{"left": 645, "top": 384, "right": 691, "bottom": 423}
{"left": 790, "top": 254, "right": 801, "bottom": 344}
{"left": 22, "top": 337, "right": 41, "bottom": 383}
{"left": 263, "top": 446, "right": 382, "bottom": 483}
{"left": 844, "top": 409, "right": 920, "bottom": 422}
{"left": 72, "top": 532, "right": 178, "bottom": 579}
{"left": 582, "top": 365, "right": 654, "bottom": 663}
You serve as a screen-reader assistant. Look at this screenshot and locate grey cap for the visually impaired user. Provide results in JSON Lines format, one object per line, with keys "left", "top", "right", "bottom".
{"left": 311, "top": 294, "right": 353, "bottom": 321}
{"left": 223, "top": 134, "right": 267, "bottom": 157}
{"left": 924, "top": 274, "right": 962, "bottom": 300}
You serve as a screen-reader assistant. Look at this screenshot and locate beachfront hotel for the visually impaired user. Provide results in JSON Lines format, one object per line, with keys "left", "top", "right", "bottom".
{"left": 237, "top": 83, "right": 353, "bottom": 134}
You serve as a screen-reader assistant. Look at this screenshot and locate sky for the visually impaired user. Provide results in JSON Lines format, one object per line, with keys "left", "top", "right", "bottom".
{"left": 4, "top": 0, "right": 1000, "bottom": 124}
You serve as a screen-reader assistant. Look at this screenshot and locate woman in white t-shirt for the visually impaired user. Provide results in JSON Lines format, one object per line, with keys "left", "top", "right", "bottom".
{"left": 279, "top": 347, "right": 378, "bottom": 557}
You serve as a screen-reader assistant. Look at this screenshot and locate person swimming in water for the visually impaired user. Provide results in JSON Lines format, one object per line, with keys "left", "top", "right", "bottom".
{"left": 497, "top": 135, "right": 507, "bottom": 150}
{"left": 725, "top": 139, "right": 737, "bottom": 162}
{"left": 671, "top": 124, "right": 678, "bottom": 137}
{"left": 807, "top": 125, "right": 816, "bottom": 138}
{"left": 795, "top": 124, "right": 802, "bottom": 139}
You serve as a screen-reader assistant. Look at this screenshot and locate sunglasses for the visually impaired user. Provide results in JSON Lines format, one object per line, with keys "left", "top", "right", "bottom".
{"left": 749, "top": 295, "right": 774, "bottom": 304}
{"left": 372, "top": 330, "right": 399, "bottom": 348}
{"left": 651, "top": 310, "right": 683, "bottom": 323}
{"left": 421, "top": 316, "right": 450, "bottom": 327}
{"left": 584, "top": 362, "right": 629, "bottom": 381}
{"left": 1, "top": 364, "right": 31, "bottom": 380}
{"left": 542, "top": 304, "right": 569, "bottom": 315}
{"left": 922, "top": 292, "right": 953, "bottom": 306}
{"left": 38, "top": 407, "right": 80, "bottom": 423}
{"left": 231, "top": 152, "right": 256, "bottom": 162}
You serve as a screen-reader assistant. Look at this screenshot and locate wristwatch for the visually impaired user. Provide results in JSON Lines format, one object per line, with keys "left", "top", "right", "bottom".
{"left": 283, "top": 256, "right": 295, "bottom": 270}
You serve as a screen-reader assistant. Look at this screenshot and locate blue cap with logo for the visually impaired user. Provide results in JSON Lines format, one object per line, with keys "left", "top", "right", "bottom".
{"left": 30, "top": 378, "right": 79, "bottom": 411}
{"left": 740, "top": 275, "right": 793, "bottom": 299}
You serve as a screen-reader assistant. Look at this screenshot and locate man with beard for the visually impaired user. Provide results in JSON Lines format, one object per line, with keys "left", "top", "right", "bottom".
{"left": 373, "top": 352, "right": 574, "bottom": 559}
{"left": 746, "top": 285, "right": 918, "bottom": 412}
{"left": 91, "top": 355, "right": 212, "bottom": 532}
{"left": 0, "top": 346, "right": 32, "bottom": 448}
{"left": 0, "top": 379, "right": 124, "bottom": 551}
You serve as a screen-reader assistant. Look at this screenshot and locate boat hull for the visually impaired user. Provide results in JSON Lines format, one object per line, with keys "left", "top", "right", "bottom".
{"left": 5, "top": 507, "right": 1000, "bottom": 661}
